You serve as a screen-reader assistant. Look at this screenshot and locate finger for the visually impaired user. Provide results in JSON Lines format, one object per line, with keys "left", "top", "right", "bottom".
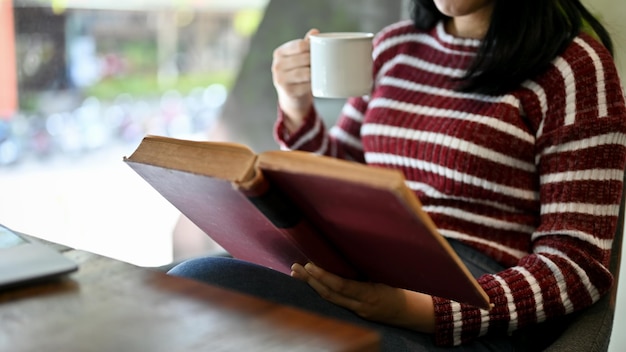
{"left": 273, "top": 66, "right": 311, "bottom": 94}
{"left": 304, "top": 263, "right": 368, "bottom": 301}
{"left": 304, "top": 263, "right": 347, "bottom": 291}
{"left": 304, "top": 272, "right": 363, "bottom": 311}
{"left": 304, "top": 28, "right": 320, "bottom": 41}
{"left": 273, "top": 28, "right": 319, "bottom": 58}
{"left": 272, "top": 54, "right": 311, "bottom": 81}
{"left": 292, "top": 263, "right": 335, "bottom": 299}
{"left": 273, "top": 67, "right": 310, "bottom": 87}
{"left": 290, "top": 263, "right": 310, "bottom": 281}
{"left": 295, "top": 263, "right": 366, "bottom": 312}
{"left": 274, "top": 38, "right": 310, "bottom": 58}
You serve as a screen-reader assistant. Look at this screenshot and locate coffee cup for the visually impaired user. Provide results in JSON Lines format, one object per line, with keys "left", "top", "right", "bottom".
{"left": 309, "top": 32, "right": 374, "bottom": 98}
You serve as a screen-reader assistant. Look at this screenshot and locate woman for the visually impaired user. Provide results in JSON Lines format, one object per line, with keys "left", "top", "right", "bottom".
{"left": 169, "top": 0, "right": 626, "bottom": 349}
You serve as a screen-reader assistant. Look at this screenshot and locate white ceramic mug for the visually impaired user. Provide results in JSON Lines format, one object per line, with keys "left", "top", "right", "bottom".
{"left": 309, "top": 32, "right": 374, "bottom": 98}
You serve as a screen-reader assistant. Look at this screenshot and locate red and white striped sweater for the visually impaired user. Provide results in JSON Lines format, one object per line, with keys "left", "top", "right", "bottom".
{"left": 274, "top": 20, "right": 626, "bottom": 346}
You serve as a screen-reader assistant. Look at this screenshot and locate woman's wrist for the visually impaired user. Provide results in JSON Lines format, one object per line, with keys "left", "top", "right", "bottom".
{"left": 400, "top": 290, "right": 436, "bottom": 333}
{"left": 278, "top": 96, "right": 313, "bottom": 133}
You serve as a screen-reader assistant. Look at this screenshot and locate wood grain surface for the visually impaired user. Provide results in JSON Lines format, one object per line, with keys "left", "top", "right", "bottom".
{"left": 0, "top": 249, "right": 379, "bottom": 352}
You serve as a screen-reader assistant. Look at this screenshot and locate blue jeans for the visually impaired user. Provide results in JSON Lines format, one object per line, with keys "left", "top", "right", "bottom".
{"left": 167, "top": 240, "right": 560, "bottom": 351}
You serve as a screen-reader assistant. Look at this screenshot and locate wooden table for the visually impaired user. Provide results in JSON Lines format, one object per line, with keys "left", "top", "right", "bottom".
{"left": 0, "top": 242, "right": 379, "bottom": 352}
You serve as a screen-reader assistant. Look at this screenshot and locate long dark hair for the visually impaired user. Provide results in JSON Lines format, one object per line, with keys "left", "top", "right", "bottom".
{"left": 410, "top": 0, "right": 614, "bottom": 95}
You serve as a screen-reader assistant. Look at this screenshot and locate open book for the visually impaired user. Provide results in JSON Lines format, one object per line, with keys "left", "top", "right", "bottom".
{"left": 124, "top": 135, "right": 490, "bottom": 309}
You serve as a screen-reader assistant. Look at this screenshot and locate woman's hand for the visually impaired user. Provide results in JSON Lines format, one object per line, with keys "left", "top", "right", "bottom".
{"left": 291, "top": 262, "right": 436, "bottom": 333}
{"left": 271, "top": 29, "right": 319, "bottom": 132}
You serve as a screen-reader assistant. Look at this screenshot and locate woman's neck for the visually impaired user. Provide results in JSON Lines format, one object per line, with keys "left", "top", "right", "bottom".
{"left": 445, "top": 8, "right": 493, "bottom": 39}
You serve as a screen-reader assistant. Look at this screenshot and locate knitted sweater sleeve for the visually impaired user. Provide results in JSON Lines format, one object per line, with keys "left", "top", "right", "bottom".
{"left": 273, "top": 20, "right": 417, "bottom": 160}
{"left": 432, "top": 36, "right": 626, "bottom": 346}
{"left": 273, "top": 97, "right": 369, "bottom": 162}
{"left": 273, "top": 24, "right": 398, "bottom": 162}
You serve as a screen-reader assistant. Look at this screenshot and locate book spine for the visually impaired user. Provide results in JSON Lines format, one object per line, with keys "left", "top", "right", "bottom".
{"left": 236, "top": 173, "right": 360, "bottom": 279}
{"left": 239, "top": 173, "right": 302, "bottom": 229}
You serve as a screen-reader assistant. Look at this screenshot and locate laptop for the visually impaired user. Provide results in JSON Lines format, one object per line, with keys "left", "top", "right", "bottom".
{"left": 0, "top": 223, "right": 78, "bottom": 289}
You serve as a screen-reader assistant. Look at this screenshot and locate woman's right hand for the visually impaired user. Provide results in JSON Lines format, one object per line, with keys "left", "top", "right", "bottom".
{"left": 272, "top": 29, "right": 319, "bottom": 132}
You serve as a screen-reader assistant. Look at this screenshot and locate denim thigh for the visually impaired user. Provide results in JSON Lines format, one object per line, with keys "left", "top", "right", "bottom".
{"left": 167, "top": 239, "right": 521, "bottom": 351}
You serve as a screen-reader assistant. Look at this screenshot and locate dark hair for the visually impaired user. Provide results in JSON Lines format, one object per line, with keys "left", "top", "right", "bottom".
{"left": 410, "top": 0, "right": 614, "bottom": 95}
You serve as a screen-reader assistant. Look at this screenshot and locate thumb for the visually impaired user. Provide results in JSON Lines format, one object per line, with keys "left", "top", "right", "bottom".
{"left": 304, "top": 28, "right": 320, "bottom": 41}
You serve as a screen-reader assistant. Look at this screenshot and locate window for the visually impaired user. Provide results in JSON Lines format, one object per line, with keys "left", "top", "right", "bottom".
{"left": 1, "top": 0, "right": 407, "bottom": 267}
{"left": 1, "top": 0, "right": 268, "bottom": 266}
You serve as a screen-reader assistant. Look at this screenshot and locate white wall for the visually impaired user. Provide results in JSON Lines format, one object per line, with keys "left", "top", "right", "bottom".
{"left": 581, "top": 3, "right": 626, "bottom": 352}
{"left": 583, "top": 0, "right": 626, "bottom": 79}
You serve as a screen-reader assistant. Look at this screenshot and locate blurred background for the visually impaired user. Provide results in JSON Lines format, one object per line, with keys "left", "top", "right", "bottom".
{"left": 0, "top": 1, "right": 625, "bottom": 349}
{"left": 0, "top": 0, "right": 271, "bottom": 267}
{"left": 0, "top": 0, "right": 406, "bottom": 266}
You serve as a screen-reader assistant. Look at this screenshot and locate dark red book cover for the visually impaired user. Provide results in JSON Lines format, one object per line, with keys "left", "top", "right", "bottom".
{"left": 124, "top": 136, "right": 490, "bottom": 309}
{"left": 125, "top": 162, "right": 357, "bottom": 279}
{"left": 262, "top": 168, "right": 488, "bottom": 308}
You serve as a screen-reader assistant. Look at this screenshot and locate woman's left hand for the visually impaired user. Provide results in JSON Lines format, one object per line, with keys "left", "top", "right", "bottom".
{"left": 291, "top": 262, "right": 436, "bottom": 333}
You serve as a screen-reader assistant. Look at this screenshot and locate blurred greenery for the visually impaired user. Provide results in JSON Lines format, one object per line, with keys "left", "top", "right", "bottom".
{"left": 234, "top": 9, "right": 264, "bottom": 36}
{"left": 18, "top": 93, "right": 39, "bottom": 113}
{"left": 84, "top": 71, "right": 235, "bottom": 100}
{"left": 119, "top": 42, "right": 158, "bottom": 72}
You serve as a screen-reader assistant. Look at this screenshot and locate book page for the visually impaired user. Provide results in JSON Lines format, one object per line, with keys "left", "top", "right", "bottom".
{"left": 125, "top": 135, "right": 257, "bottom": 183}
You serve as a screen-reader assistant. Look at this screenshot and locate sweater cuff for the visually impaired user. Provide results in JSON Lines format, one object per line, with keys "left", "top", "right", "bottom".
{"left": 273, "top": 105, "right": 318, "bottom": 148}
{"left": 432, "top": 296, "right": 487, "bottom": 347}
{"left": 433, "top": 273, "right": 509, "bottom": 346}
{"left": 432, "top": 296, "right": 457, "bottom": 346}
